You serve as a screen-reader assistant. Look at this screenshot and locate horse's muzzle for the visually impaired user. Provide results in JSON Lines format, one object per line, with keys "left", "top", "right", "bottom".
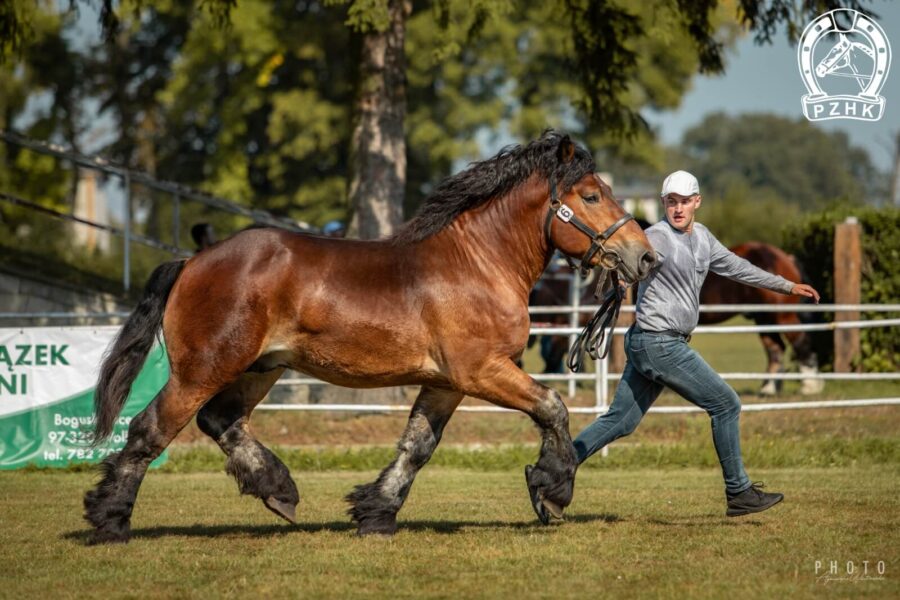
{"left": 637, "top": 249, "right": 657, "bottom": 278}
{"left": 614, "top": 243, "right": 657, "bottom": 283}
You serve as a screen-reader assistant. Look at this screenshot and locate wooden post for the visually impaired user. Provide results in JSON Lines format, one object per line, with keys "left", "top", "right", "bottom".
{"left": 833, "top": 217, "right": 861, "bottom": 372}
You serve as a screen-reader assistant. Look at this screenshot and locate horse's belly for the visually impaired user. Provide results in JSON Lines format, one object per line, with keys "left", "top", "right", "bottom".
{"left": 289, "top": 356, "right": 447, "bottom": 389}
{"left": 266, "top": 335, "right": 446, "bottom": 389}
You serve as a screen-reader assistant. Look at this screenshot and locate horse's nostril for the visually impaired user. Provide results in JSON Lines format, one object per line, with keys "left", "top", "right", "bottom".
{"left": 639, "top": 251, "right": 656, "bottom": 274}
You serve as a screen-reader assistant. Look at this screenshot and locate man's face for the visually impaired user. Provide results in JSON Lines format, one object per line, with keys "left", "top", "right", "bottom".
{"left": 661, "top": 193, "right": 702, "bottom": 232}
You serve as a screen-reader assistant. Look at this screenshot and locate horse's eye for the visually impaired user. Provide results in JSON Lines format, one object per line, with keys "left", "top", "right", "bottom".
{"left": 582, "top": 193, "right": 600, "bottom": 204}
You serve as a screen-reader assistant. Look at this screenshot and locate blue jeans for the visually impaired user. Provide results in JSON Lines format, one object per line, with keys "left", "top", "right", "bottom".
{"left": 574, "top": 326, "right": 752, "bottom": 494}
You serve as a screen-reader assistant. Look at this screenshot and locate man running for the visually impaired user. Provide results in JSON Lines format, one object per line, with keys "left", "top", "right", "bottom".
{"left": 574, "top": 170, "right": 820, "bottom": 516}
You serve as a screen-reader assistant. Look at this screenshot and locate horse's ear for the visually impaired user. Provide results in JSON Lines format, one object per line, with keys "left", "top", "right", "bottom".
{"left": 557, "top": 136, "right": 575, "bottom": 164}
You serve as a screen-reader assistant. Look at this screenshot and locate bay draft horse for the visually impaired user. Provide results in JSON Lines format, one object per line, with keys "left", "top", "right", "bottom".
{"left": 699, "top": 242, "right": 823, "bottom": 396}
{"left": 84, "top": 131, "right": 656, "bottom": 543}
{"left": 530, "top": 239, "right": 822, "bottom": 396}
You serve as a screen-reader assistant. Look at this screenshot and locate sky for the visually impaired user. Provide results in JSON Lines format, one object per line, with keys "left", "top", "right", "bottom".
{"left": 645, "top": 5, "right": 900, "bottom": 173}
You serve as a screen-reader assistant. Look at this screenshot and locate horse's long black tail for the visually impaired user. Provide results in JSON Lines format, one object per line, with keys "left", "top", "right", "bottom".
{"left": 93, "top": 260, "right": 186, "bottom": 444}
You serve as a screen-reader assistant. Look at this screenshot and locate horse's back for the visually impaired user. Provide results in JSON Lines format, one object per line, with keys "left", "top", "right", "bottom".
{"left": 729, "top": 242, "right": 802, "bottom": 282}
{"left": 699, "top": 241, "right": 802, "bottom": 325}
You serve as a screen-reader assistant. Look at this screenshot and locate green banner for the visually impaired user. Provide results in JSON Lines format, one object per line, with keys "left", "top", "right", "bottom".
{"left": 0, "top": 327, "right": 169, "bottom": 469}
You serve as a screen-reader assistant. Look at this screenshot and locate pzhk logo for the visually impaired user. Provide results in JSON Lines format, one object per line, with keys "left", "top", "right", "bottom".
{"left": 798, "top": 8, "right": 891, "bottom": 121}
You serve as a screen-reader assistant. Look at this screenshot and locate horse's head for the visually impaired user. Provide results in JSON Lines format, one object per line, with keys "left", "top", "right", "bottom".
{"left": 816, "top": 34, "right": 851, "bottom": 77}
{"left": 545, "top": 138, "right": 655, "bottom": 284}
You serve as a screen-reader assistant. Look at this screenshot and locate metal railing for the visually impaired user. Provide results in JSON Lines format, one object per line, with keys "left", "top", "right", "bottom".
{"left": 0, "top": 130, "right": 307, "bottom": 292}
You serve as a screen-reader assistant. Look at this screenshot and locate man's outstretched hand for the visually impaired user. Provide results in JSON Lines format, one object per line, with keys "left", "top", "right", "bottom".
{"left": 791, "top": 283, "right": 820, "bottom": 303}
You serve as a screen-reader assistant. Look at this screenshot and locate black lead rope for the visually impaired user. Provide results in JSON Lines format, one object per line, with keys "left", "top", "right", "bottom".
{"left": 566, "top": 270, "right": 626, "bottom": 372}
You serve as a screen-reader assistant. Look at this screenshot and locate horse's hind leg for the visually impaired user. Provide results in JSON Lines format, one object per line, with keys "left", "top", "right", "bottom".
{"left": 786, "top": 329, "right": 824, "bottom": 395}
{"left": 759, "top": 332, "right": 785, "bottom": 396}
{"left": 84, "top": 379, "right": 211, "bottom": 544}
{"left": 347, "top": 386, "right": 463, "bottom": 535}
{"left": 195, "top": 368, "right": 300, "bottom": 523}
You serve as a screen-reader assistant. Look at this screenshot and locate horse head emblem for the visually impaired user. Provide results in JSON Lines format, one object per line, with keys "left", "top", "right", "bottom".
{"left": 798, "top": 8, "right": 890, "bottom": 121}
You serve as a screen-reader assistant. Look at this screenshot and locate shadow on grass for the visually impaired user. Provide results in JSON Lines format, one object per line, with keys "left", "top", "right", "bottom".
{"left": 63, "top": 513, "right": 621, "bottom": 543}
{"left": 647, "top": 516, "right": 765, "bottom": 527}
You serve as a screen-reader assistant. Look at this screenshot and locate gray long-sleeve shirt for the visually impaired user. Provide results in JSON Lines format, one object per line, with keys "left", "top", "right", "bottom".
{"left": 635, "top": 220, "right": 794, "bottom": 335}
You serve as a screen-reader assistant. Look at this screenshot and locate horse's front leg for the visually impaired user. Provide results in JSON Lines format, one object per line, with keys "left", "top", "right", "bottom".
{"left": 346, "top": 386, "right": 463, "bottom": 535}
{"left": 462, "top": 359, "right": 576, "bottom": 525}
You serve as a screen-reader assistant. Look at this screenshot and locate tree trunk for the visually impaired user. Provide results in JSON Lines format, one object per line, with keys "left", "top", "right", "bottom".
{"left": 339, "top": 0, "right": 412, "bottom": 405}
{"left": 347, "top": 0, "right": 410, "bottom": 240}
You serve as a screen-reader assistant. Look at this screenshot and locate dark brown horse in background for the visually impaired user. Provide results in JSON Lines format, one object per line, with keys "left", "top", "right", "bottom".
{"left": 83, "top": 132, "right": 656, "bottom": 543}
{"left": 700, "top": 242, "right": 822, "bottom": 395}
{"left": 531, "top": 240, "right": 821, "bottom": 395}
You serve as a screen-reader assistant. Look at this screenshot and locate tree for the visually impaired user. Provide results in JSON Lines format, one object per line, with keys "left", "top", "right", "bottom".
{"left": 678, "top": 112, "right": 884, "bottom": 209}
{"left": 1, "top": 0, "right": 878, "bottom": 237}
{"left": 672, "top": 112, "right": 886, "bottom": 246}
{"left": 0, "top": 4, "right": 80, "bottom": 242}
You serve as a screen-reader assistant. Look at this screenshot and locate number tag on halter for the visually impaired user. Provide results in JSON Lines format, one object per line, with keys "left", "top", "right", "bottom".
{"left": 556, "top": 204, "right": 574, "bottom": 223}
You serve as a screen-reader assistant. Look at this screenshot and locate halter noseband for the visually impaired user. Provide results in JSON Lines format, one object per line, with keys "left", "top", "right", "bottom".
{"left": 543, "top": 176, "right": 634, "bottom": 278}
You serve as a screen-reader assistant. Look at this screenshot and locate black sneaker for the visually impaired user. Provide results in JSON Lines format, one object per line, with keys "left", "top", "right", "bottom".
{"left": 726, "top": 482, "right": 784, "bottom": 517}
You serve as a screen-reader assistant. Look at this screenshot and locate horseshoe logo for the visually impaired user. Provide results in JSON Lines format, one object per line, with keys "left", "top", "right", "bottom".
{"left": 797, "top": 8, "right": 891, "bottom": 121}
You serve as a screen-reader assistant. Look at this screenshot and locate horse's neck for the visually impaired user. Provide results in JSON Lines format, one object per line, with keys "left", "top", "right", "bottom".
{"left": 436, "top": 183, "right": 551, "bottom": 296}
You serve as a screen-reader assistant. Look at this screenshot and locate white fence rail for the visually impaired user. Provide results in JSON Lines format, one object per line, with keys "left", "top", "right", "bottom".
{"left": 260, "top": 300, "right": 898, "bottom": 416}
{"left": 2, "top": 299, "right": 897, "bottom": 416}
{"left": 533, "top": 318, "right": 900, "bottom": 336}
{"left": 530, "top": 303, "right": 900, "bottom": 314}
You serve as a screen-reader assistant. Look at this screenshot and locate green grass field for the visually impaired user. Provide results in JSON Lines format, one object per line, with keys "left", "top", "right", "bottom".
{"left": 1, "top": 467, "right": 896, "bottom": 599}
{"left": 1, "top": 324, "right": 896, "bottom": 598}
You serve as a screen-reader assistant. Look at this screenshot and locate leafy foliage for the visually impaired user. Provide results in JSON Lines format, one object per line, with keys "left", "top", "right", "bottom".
{"left": 782, "top": 203, "right": 900, "bottom": 372}
{"left": 0, "top": 0, "right": 890, "bottom": 299}
{"left": 4, "top": 1, "right": 743, "bottom": 227}
{"left": 676, "top": 112, "right": 886, "bottom": 246}
{"left": 678, "top": 112, "right": 884, "bottom": 209}
{"left": 3, "top": 0, "right": 873, "bottom": 144}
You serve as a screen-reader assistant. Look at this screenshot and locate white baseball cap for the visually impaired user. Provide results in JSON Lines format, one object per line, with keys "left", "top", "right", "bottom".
{"left": 660, "top": 170, "right": 699, "bottom": 197}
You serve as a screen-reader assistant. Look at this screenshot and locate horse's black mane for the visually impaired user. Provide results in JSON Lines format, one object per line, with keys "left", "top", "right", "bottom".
{"left": 392, "top": 130, "right": 596, "bottom": 244}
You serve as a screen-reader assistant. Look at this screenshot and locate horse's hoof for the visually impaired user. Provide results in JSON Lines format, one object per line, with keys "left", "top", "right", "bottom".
{"left": 86, "top": 529, "right": 130, "bottom": 546}
{"left": 265, "top": 496, "right": 298, "bottom": 524}
{"left": 759, "top": 382, "right": 777, "bottom": 396}
{"left": 525, "top": 465, "right": 550, "bottom": 525}
{"left": 356, "top": 516, "right": 397, "bottom": 537}
{"left": 542, "top": 498, "right": 565, "bottom": 520}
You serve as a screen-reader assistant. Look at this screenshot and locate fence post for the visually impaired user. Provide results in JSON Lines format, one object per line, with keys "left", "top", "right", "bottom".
{"left": 568, "top": 271, "right": 580, "bottom": 399}
{"left": 834, "top": 217, "right": 861, "bottom": 372}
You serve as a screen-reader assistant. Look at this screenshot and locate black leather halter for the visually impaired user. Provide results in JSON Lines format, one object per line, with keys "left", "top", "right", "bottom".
{"left": 543, "top": 176, "right": 634, "bottom": 278}
{"left": 542, "top": 175, "right": 636, "bottom": 370}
